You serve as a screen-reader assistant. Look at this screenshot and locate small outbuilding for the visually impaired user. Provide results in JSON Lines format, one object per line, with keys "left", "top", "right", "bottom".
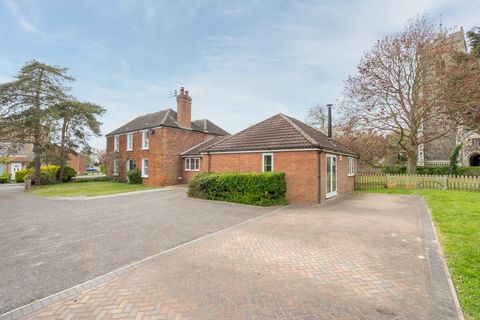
{"left": 182, "top": 113, "right": 359, "bottom": 204}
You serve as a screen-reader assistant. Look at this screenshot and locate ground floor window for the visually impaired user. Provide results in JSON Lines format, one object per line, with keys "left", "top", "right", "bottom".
{"left": 142, "top": 158, "right": 149, "bottom": 177}
{"left": 262, "top": 153, "right": 273, "bottom": 172}
{"left": 185, "top": 158, "right": 200, "bottom": 171}
{"left": 348, "top": 157, "right": 355, "bottom": 176}
{"left": 113, "top": 159, "right": 120, "bottom": 175}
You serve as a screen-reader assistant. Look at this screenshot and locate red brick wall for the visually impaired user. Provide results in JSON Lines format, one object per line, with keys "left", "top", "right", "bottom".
{"left": 68, "top": 153, "right": 88, "bottom": 174}
{"left": 206, "top": 151, "right": 320, "bottom": 204}
{"left": 106, "top": 127, "right": 213, "bottom": 185}
{"left": 320, "top": 152, "right": 356, "bottom": 201}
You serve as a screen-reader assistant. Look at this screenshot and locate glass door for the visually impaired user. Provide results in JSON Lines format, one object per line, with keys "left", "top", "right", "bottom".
{"left": 326, "top": 155, "right": 337, "bottom": 198}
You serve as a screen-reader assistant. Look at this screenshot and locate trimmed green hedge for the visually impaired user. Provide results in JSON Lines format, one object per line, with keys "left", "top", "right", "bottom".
{"left": 73, "top": 176, "right": 111, "bottom": 182}
{"left": 417, "top": 166, "right": 451, "bottom": 175}
{"left": 380, "top": 164, "right": 406, "bottom": 174}
{"left": 457, "top": 166, "right": 480, "bottom": 176}
{"left": 381, "top": 164, "right": 480, "bottom": 176}
{"left": 188, "top": 172, "right": 288, "bottom": 206}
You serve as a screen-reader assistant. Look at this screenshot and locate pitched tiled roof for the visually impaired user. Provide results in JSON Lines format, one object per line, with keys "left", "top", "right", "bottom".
{"left": 106, "top": 109, "right": 229, "bottom": 136}
{"left": 180, "top": 135, "right": 230, "bottom": 157}
{"left": 192, "top": 119, "right": 230, "bottom": 136}
{"left": 204, "top": 113, "right": 358, "bottom": 156}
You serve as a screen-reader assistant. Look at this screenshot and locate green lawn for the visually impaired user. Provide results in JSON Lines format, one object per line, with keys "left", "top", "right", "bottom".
{"left": 30, "top": 181, "right": 156, "bottom": 197}
{"left": 362, "top": 189, "right": 480, "bottom": 319}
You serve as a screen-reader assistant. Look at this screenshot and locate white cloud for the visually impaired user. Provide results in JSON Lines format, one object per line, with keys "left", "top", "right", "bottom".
{"left": 3, "top": 0, "right": 42, "bottom": 34}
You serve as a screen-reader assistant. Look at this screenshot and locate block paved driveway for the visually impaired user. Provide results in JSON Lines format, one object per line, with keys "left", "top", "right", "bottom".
{"left": 2, "top": 191, "right": 460, "bottom": 320}
{"left": 0, "top": 186, "right": 272, "bottom": 315}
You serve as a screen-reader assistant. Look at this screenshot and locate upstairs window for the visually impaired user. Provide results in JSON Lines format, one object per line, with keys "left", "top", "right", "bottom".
{"left": 126, "top": 133, "right": 133, "bottom": 151}
{"left": 262, "top": 153, "right": 273, "bottom": 172}
{"left": 142, "top": 130, "right": 149, "bottom": 150}
{"left": 185, "top": 158, "right": 200, "bottom": 171}
{"left": 348, "top": 157, "right": 355, "bottom": 176}
{"left": 114, "top": 135, "right": 119, "bottom": 152}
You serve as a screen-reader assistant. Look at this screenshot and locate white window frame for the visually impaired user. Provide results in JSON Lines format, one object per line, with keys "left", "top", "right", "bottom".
{"left": 141, "top": 158, "right": 149, "bottom": 178}
{"left": 126, "top": 133, "right": 133, "bottom": 151}
{"left": 348, "top": 157, "right": 355, "bottom": 176}
{"left": 262, "top": 153, "right": 273, "bottom": 172}
{"left": 185, "top": 158, "right": 200, "bottom": 171}
{"left": 141, "top": 130, "right": 149, "bottom": 150}
{"left": 114, "top": 135, "right": 120, "bottom": 152}
{"left": 113, "top": 159, "right": 120, "bottom": 176}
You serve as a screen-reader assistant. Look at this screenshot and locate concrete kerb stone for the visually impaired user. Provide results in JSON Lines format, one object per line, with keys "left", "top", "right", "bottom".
{"left": 44, "top": 185, "right": 184, "bottom": 201}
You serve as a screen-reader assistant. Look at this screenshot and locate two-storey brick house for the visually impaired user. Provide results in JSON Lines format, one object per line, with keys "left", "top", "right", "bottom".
{"left": 105, "top": 88, "right": 229, "bottom": 185}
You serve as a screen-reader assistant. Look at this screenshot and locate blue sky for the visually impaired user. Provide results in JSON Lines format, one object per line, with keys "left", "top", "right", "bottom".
{"left": 1, "top": 0, "right": 479, "bottom": 149}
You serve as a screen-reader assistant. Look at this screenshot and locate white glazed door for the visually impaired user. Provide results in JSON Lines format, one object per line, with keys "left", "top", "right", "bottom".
{"left": 326, "top": 155, "right": 337, "bottom": 198}
{"left": 11, "top": 163, "right": 22, "bottom": 180}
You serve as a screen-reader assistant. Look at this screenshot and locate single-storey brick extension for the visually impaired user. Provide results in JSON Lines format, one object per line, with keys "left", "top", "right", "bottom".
{"left": 106, "top": 88, "right": 358, "bottom": 203}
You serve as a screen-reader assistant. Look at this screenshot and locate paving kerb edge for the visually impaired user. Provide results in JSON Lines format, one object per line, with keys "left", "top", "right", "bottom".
{"left": 0, "top": 204, "right": 292, "bottom": 320}
{"left": 421, "top": 196, "right": 464, "bottom": 320}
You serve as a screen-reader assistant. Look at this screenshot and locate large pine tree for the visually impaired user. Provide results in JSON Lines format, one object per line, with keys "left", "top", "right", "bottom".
{"left": 0, "top": 60, "right": 74, "bottom": 184}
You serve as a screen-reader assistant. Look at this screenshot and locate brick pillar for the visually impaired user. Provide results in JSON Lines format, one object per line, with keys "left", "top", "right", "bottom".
{"left": 176, "top": 87, "right": 192, "bottom": 129}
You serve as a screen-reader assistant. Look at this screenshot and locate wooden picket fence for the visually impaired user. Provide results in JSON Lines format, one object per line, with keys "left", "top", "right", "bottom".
{"left": 355, "top": 173, "right": 480, "bottom": 192}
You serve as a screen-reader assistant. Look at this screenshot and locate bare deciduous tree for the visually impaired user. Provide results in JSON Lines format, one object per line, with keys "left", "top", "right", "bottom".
{"left": 341, "top": 15, "right": 457, "bottom": 173}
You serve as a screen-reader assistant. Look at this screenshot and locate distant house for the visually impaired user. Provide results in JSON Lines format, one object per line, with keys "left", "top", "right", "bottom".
{"left": 0, "top": 141, "right": 33, "bottom": 180}
{"left": 106, "top": 87, "right": 359, "bottom": 204}
{"left": 0, "top": 141, "right": 89, "bottom": 179}
{"left": 67, "top": 151, "right": 89, "bottom": 174}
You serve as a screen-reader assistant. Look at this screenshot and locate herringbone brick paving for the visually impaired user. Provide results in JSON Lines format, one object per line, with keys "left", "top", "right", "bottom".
{"left": 17, "top": 193, "right": 458, "bottom": 319}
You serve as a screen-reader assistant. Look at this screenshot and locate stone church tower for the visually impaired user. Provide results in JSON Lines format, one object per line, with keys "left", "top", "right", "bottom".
{"left": 417, "top": 28, "right": 480, "bottom": 167}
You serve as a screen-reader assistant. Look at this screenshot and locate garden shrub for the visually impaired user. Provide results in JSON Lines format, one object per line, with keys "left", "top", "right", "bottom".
{"left": 99, "top": 164, "right": 106, "bottom": 174}
{"left": 0, "top": 174, "right": 9, "bottom": 184}
{"left": 457, "top": 166, "right": 480, "bottom": 176}
{"left": 127, "top": 168, "right": 143, "bottom": 184}
{"left": 380, "top": 164, "right": 406, "bottom": 174}
{"left": 73, "top": 176, "right": 112, "bottom": 182}
{"left": 22, "top": 165, "right": 60, "bottom": 184}
{"left": 15, "top": 168, "right": 32, "bottom": 182}
{"left": 56, "top": 166, "right": 77, "bottom": 182}
{"left": 417, "top": 166, "right": 451, "bottom": 175}
{"left": 188, "top": 172, "right": 288, "bottom": 206}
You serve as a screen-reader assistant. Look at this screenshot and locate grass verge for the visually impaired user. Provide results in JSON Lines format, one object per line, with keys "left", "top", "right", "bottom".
{"left": 30, "top": 181, "right": 156, "bottom": 197}
{"left": 362, "top": 189, "right": 479, "bottom": 319}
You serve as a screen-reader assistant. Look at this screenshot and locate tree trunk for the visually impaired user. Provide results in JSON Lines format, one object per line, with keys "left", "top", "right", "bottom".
{"left": 58, "top": 118, "right": 68, "bottom": 183}
{"left": 407, "top": 156, "right": 417, "bottom": 174}
{"left": 33, "top": 70, "right": 44, "bottom": 185}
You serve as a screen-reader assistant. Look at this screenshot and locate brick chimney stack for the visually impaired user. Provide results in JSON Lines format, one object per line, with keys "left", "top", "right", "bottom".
{"left": 176, "top": 87, "right": 192, "bottom": 129}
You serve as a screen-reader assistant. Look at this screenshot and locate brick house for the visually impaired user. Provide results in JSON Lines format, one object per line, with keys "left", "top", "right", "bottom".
{"left": 105, "top": 88, "right": 229, "bottom": 185}
{"left": 106, "top": 88, "right": 358, "bottom": 204}
{"left": 182, "top": 113, "right": 359, "bottom": 204}
{"left": 0, "top": 141, "right": 33, "bottom": 180}
{"left": 67, "top": 151, "right": 89, "bottom": 174}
